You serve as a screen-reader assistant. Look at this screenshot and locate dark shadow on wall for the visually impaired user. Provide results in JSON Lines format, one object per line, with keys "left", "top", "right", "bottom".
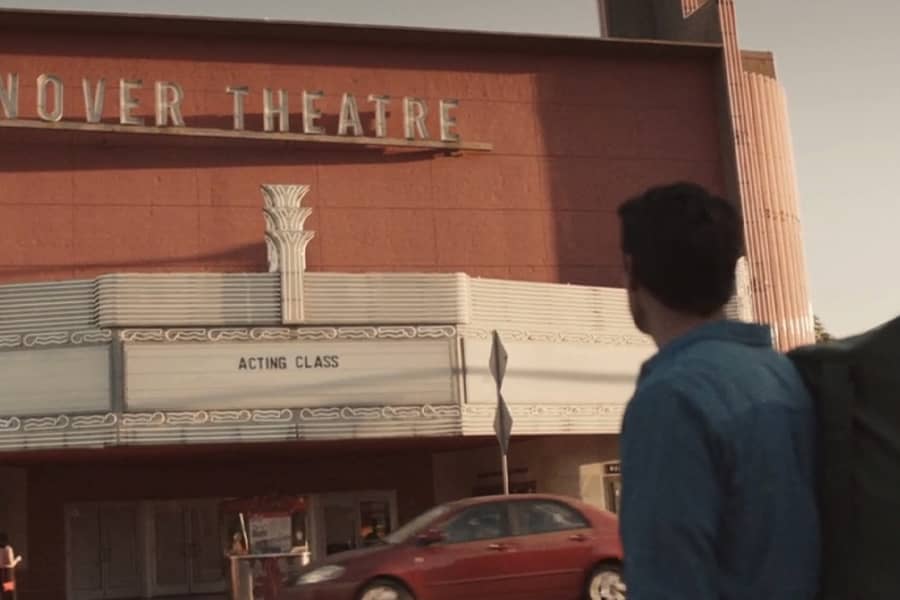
{"left": 0, "top": 122, "right": 443, "bottom": 171}
{"left": 604, "top": 0, "right": 721, "bottom": 43}
{"left": 532, "top": 0, "right": 728, "bottom": 287}
{"left": 0, "top": 242, "right": 268, "bottom": 280}
{"left": 603, "top": 0, "right": 742, "bottom": 221}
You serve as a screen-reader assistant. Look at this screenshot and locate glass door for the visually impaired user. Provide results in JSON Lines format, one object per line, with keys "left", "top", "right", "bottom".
{"left": 150, "top": 501, "right": 190, "bottom": 597}
{"left": 66, "top": 505, "right": 104, "bottom": 600}
{"left": 322, "top": 494, "right": 358, "bottom": 556}
{"left": 150, "top": 500, "right": 226, "bottom": 597}
{"left": 358, "top": 496, "right": 393, "bottom": 547}
{"left": 66, "top": 503, "right": 142, "bottom": 600}
{"left": 186, "top": 500, "right": 227, "bottom": 594}
{"left": 318, "top": 492, "right": 397, "bottom": 557}
{"left": 100, "top": 504, "right": 142, "bottom": 599}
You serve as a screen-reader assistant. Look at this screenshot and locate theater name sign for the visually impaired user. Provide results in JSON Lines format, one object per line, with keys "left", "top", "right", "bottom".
{"left": 0, "top": 72, "right": 492, "bottom": 152}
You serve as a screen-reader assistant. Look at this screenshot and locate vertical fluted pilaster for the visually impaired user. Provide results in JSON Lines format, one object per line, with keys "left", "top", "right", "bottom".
{"left": 261, "top": 184, "right": 316, "bottom": 324}
{"left": 744, "top": 72, "right": 814, "bottom": 349}
{"left": 681, "top": 0, "right": 712, "bottom": 17}
{"left": 725, "top": 256, "right": 754, "bottom": 322}
{"left": 717, "top": 0, "right": 815, "bottom": 349}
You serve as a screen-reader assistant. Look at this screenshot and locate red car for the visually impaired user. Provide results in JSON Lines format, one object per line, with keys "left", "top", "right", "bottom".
{"left": 282, "top": 494, "right": 625, "bottom": 600}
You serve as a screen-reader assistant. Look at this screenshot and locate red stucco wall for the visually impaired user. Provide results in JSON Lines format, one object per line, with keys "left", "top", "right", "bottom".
{"left": 0, "top": 26, "right": 725, "bottom": 289}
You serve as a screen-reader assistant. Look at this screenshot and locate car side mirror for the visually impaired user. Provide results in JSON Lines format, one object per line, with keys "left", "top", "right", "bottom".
{"left": 416, "top": 528, "right": 445, "bottom": 546}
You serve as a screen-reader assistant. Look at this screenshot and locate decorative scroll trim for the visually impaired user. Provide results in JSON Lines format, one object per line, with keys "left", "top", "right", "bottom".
{"left": 0, "top": 405, "right": 464, "bottom": 437}
{"left": 0, "top": 413, "right": 118, "bottom": 434}
{"left": 119, "top": 325, "right": 458, "bottom": 343}
{"left": 297, "top": 405, "right": 462, "bottom": 422}
{"left": 0, "top": 325, "right": 643, "bottom": 349}
{"left": 72, "top": 414, "right": 118, "bottom": 428}
{"left": 120, "top": 412, "right": 165, "bottom": 427}
{"left": 0, "top": 402, "right": 628, "bottom": 450}
{"left": 0, "top": 329, "right": 113, "bottom": 350}
{"left": 253, "top": 409, "right": 294, "bottom": 423}
{"left": 116, "top": 406, "right": 463, "bottom": 427}
{"left": 0, "top": 403, "right": 627, "bottom": 437}
{"left": 208, "top": 410, "right": 252, "bottom": 423}
{"left": 460, "top": 327, "right": 651, "bottom": 346}
{"left": 23, "top": 415, "right": 70, "bottom": 431}
{"left": 462, "top": 404, "right": 623, "bottom": 419}
{"left": 0, "top": 417, "right": 22, "bottom": 432}
{"left": 115, "top": 326, "right": 640, "bottom": 345}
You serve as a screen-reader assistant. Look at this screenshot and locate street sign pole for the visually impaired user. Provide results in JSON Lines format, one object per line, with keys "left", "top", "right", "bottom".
{"left": 490, "top": 330, "right": 512, "bottom": 495}
{"left": 501, "top": 451, "right": 510, "bottom": 496}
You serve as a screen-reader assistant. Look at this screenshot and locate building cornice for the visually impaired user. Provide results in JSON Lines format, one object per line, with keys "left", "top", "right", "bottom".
{"left": 0, "top": 272, "right": 650, "bottom": 345}
{"left": 0, "top": 269, "right": 761, "bottom": 349}
{"left": 0, "top": 329, "right": 113, "bottom": 350}
{"left": 459, "top": 326, "right": 650, "bottom": 347}
{"left": 0, "top": 400, "right": 628, "bottom": 451}
{"left": 0, "top": 8, "right": 723, "bottom": 58}
{"left": 0, "top": 324, "right": 657, "bottom": 351}
{"left": 118, "top": 325, "right": 458, "bottom": 343}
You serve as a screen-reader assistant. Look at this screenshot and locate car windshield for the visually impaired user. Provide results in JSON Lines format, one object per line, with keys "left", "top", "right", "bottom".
{"left": 383, "top": 504, "right": 453, "bottom": 544}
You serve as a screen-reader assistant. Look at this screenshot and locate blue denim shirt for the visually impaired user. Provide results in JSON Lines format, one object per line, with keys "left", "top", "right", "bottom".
{"left": 620, "top": 320, "right": 820, "bottom": 600}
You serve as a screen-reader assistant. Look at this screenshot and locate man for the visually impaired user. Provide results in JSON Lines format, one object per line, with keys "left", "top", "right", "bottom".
{"left": 617, "top": 183, "right": 820, "bottom": 599}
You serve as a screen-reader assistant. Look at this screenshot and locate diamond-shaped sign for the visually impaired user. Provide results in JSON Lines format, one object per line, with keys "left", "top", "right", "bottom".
{"left": 489, "top": 330, "right": 508, "bottom": 389}
{"left": 494, "top": 392, "right": 513, "bottom": 455}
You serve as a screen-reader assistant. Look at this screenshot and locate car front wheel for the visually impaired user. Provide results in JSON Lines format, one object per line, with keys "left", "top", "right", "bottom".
{"left": 586, "top": 564, "right": 626, "bottom": 600}
{"left": 358, "top": 578, "right": 413, "bottom": 600}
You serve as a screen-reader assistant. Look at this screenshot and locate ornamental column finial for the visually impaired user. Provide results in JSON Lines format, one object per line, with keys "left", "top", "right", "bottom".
{"left": 261, "top": 184, "right": 316, "bottom": 324}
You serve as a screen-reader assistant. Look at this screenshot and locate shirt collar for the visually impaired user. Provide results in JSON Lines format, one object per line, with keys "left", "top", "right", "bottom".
{"left": 641, "top": 320, "right": 773, "bottom": 377}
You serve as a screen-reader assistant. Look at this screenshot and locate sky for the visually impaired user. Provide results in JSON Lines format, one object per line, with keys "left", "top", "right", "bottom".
{"left": 734, "top": 1, "right": 900, "bottom": 336}
{"left": 0, "top": 0, "right": 603, "bottom": 37}
{"left": 0, "top": 0, "right": 896, "bottom": 337}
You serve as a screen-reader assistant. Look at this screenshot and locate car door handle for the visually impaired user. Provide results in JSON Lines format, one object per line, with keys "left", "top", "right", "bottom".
{"left": 487, "top": 543, "right": 508, "bottom": 551}
{"left": 569, "top": 533, "right": 589, "bottom": 542}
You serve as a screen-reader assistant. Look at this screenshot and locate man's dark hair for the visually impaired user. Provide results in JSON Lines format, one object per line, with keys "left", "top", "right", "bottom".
{"left": 617, "top": 182, "right": 743, "bottom": 317}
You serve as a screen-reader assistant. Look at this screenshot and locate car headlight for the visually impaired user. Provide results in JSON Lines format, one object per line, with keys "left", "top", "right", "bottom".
{"left": 298, "top": 565, "right": 346, "bottom": 584}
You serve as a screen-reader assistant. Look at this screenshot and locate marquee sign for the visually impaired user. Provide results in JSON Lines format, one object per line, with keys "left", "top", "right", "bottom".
{"left": 0, "top": 346, "right": 112, "bottom": 416}
{"left": 123, "top": 339, "right": 459, "bottom": 410}
{"left": 0, "top": 72, "right": 492, "bottom": 152}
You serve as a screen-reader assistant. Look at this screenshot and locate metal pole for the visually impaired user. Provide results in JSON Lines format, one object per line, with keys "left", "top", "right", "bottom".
{"left": 501, "top": 451, "right": 510, "bottom": 495}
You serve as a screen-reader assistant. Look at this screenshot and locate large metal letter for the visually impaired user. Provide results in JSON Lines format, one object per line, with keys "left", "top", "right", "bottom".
{"left": 119, "top": 79, "right": 144, "bottom": 126}
{"left": 403, "top": 97, "right": 429, "bottom": 140}
{"left": 263, "top": 88, "right": 289, "bottom": 132}
{"left": 226, "top": 85, "right": 249, "bottom": 130}
{"left": 0, "top": 73, "right": 19, "bottom": 119}
{"left": 302, "top": 90, "right": 324, "bottom": 135}
{"left": 82, "top": 78, "right": 105, "bottom": 123}
{"left": 337, "top": 93, "right": 363, "bottom": 136}
{"left": 439, "top": 99, "right": 460, "bottom": 143}
{"left": 154, "top": 81, "right": 185, "bottom": 127}
{"left": 37, "top": 74, "right": 64, "bottom": 122}
{"left": 367, "top": 94, "right": 390, "bottom": 138}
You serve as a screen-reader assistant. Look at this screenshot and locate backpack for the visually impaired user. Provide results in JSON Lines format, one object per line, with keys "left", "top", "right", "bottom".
{"left": 788, "top": 315, "right": 900, "bottom": 600}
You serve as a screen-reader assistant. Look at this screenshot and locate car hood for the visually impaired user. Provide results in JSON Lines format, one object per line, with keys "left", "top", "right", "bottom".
{"left": 302, "top": 543, "right": 397, "bottom": 571}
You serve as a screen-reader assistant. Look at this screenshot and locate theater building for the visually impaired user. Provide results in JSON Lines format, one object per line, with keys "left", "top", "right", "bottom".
{"left": 0, "top": 2, "right": 809, "bottom": 599}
